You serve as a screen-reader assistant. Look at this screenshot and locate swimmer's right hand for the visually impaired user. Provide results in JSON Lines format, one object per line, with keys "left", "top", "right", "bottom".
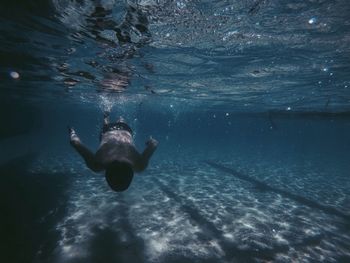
{"left": 68, "top": 126, "right": 80, "bottom": 146}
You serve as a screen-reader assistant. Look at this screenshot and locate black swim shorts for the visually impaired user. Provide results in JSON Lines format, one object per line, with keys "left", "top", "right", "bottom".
{"left": 102, "top": 122, "right": 133, "bottom": 135}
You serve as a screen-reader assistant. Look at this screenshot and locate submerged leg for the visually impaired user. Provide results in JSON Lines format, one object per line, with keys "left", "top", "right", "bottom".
{"left": 116, "top": 116, "right": 125, "bottom": 123}
{"left": 103, "top": 111, "right": 110, "bottom": 125}
{"left": 102, "top": 111, "right": 110, "bottom": 138}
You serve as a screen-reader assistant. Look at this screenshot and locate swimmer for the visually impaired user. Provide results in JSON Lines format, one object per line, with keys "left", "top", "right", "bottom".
{"left": 68, "top": 112, "right": 158, "bottom": 191}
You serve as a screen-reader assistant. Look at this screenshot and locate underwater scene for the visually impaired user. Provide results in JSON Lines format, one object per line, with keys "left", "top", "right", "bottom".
{"left": 1, "top": 0, "right": 350, "bottom": 262}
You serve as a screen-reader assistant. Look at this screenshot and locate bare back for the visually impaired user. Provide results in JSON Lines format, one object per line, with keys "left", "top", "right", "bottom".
{"left": 95, "top": 130, "right": 141, "bottom": 167}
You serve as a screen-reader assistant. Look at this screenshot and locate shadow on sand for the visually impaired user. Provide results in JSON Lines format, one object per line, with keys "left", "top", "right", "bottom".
{"left": 76, "top": 195, "right": 145, "bottom": 263}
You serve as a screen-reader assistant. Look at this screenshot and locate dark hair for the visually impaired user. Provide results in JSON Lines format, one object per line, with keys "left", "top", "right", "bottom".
{"left": 105, "top": 161, "right": 134, "bottom": 192}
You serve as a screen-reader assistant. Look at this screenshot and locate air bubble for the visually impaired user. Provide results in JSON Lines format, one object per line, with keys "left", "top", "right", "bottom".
{"left": 10, "top": 71, "right": 20, "bottom": 79}
{"left": 308, "top": 17, "right": 317, "bottom": 24}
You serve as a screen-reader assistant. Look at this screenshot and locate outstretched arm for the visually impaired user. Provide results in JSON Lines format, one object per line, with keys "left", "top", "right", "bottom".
{"left": 134, "top": 137, "right": 158, "bottom": 172}
{"left": 69, "top": 127, "right": 104, "bottom": 172}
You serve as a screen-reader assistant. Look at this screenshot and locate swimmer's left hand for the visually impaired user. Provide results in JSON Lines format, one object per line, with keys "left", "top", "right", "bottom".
{"left": 146, "top": 136, "right": 158, "bottom": 148}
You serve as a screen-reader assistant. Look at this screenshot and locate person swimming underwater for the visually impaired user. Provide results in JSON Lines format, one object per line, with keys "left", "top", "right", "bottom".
{"left": 69, "top": 112, "right": 158, "bottom": 191}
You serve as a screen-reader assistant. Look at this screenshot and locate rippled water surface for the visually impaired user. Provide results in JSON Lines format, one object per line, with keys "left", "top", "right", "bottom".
{"left": 1, "top": 0, "right": 350, "bottom": 110}
{"left": 1, "top": 1, "right": 350, "bottom": 263}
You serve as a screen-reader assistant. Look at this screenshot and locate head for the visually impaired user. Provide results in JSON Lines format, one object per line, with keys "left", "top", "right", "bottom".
{"left": 105, "top": 161, "right": 134, "bottom": 192}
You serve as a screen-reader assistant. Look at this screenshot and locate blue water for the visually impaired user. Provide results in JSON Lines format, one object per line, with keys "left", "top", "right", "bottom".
{"left": 1, "top": 1, "right": 350, "bottom": 262}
